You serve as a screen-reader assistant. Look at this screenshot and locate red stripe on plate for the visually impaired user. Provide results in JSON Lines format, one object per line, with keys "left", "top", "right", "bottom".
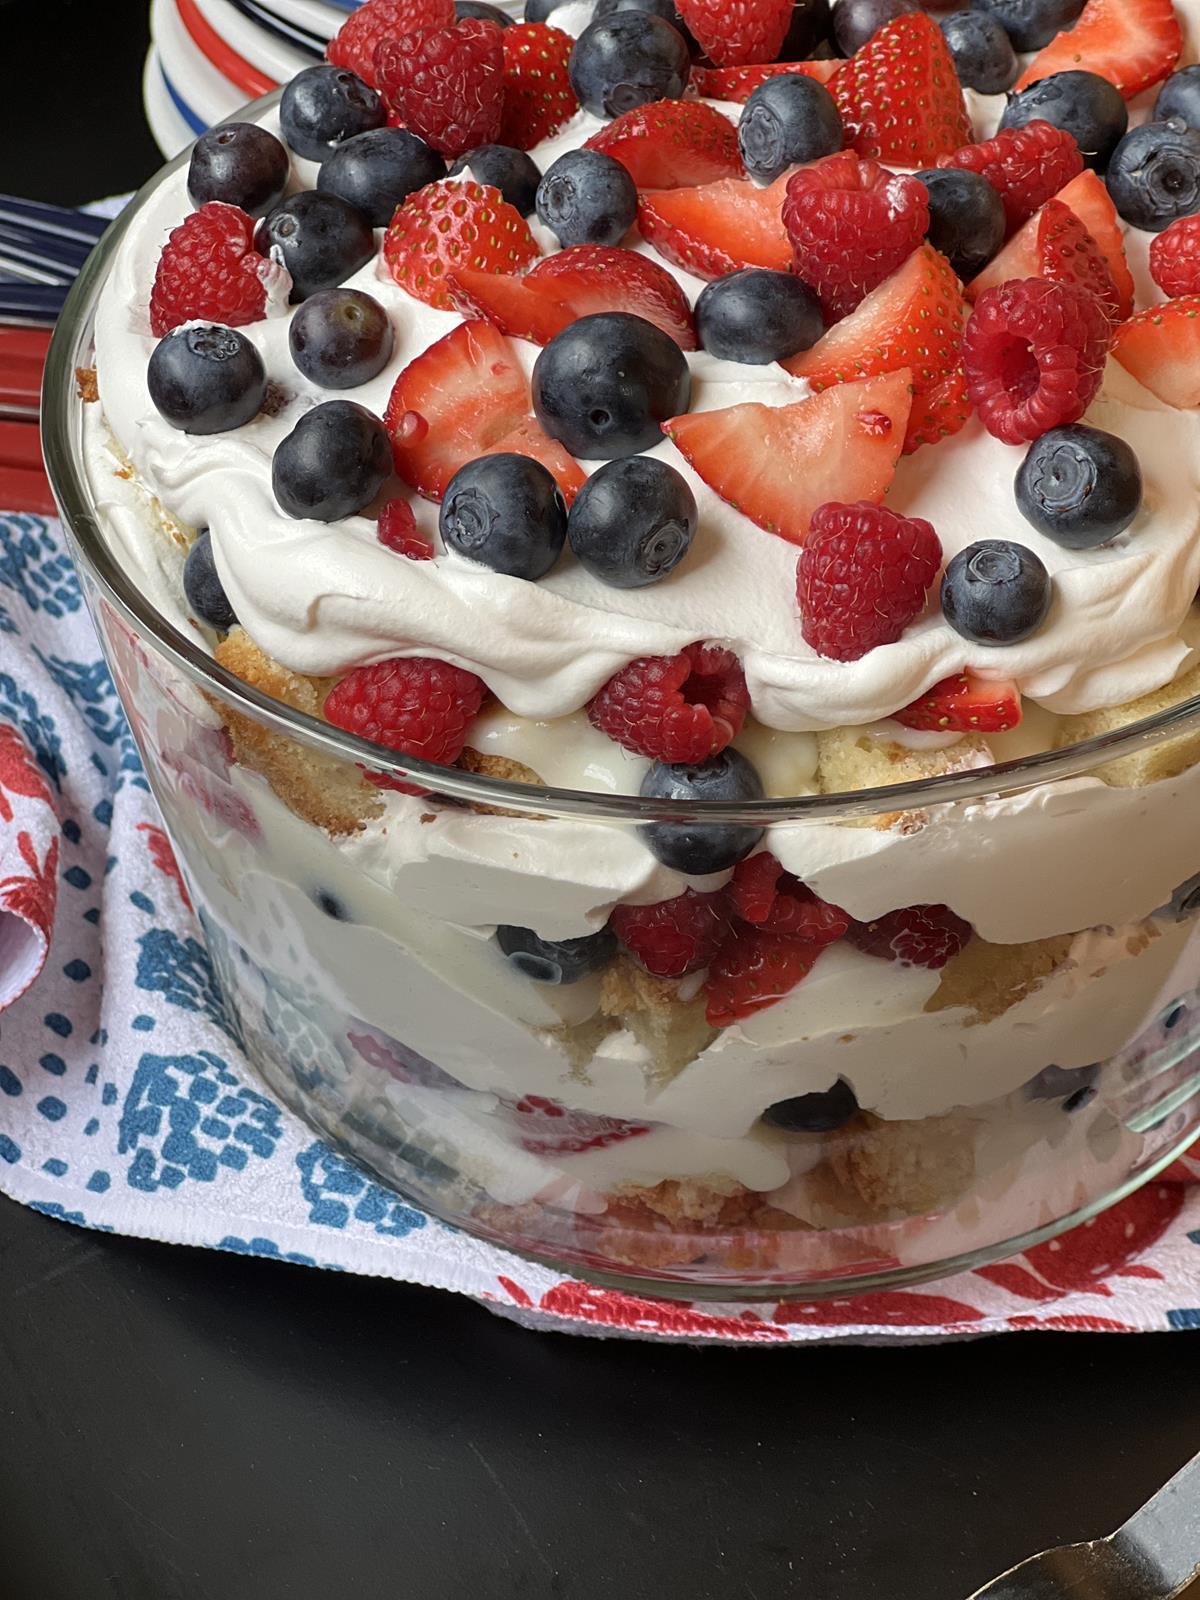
{"left": 175, "top": 0, "right": 279, "bottom": 99}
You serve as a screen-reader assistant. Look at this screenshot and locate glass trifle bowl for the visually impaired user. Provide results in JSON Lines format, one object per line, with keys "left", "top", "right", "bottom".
{"left": 42, "top": 82, "right": 1200, "bottom": 1300}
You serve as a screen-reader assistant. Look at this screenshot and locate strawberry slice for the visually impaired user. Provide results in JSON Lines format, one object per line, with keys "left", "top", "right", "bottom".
{"left": 830, "top": 13, "right": 972, "bottom": 167}
{"left": 497, "top": 22, "right": 577, "bottom": 151}
{"left": 676, "top": 0, "right": 793, "bottom": 68}
{"left": 1014, "top": 0, "right": 1182, "bottom": 98}
{"left": 637, "top": 170, "right": 792, "bottom": 280}
{"left": 382, "top": 180, "right": 540, "bottom": 311}
{"left": 1112, "top": 298, "right": 1200, "bottom": 408}
{"left": 784, "top": 244, "right": 969, "bottom": 453}
{"left": 691, "top": 60, "right": 840, "bottom": 102}
{"left": 893, "top": 673, "right": 1023, "bottom": 734}
{"left": 1055, "top": 172, "right": 1135, "bottom": 319}
{"left": 584, "top": 100, "right": 742, "bottom": 189}
{"left": 532, "top": 245, "right": 697, "bottom": 349}
{"left": 446, "top": 266, "right": 574, "bottom": 344}
{"left": 704, "top": 928, "right": 823, "bottom": 1026}
{"left": 384, "top": 319, "right": 530, "bottom": 499}
{"left": 481, "top": 416, "right": 586, "bottom": 504}
{"left": 663, "top": 368, "right": 913, "bottom": 547}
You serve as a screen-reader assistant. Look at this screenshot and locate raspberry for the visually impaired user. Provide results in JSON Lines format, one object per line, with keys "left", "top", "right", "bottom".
{"left": 782, "top": 152, "right": 930, "bottom": 322}
{"left": 704, "top": 928, "right": 822, "bottom": 1025}
{"left": 375, "top": 19, "right": 504, "bottom": 159}
{"left": 377, "top": 498, "right": 433, "bottom": 560}
{"left": 846, "top": 904, "right": 972, "bottom": 968}
{"left": 937, "top": 121, "right": 1084, "bottom": 235}
{"left": 1150, "top": 214, "right": 1200, "bottom": 298}
{"left": 609, "top": 889, "right": 732, "bottom": 978}
{"left": 326, "top": 0, "right": 455, "bottom": 87}
{"left": 728, "top": 852, "right": 849, "bottom": 943}
{"left": 587, "top": 642, "right": 750, "bottom": 763}
{"left": 323, "top": 656, "right": 486, "bottom": 793}
{"left": 796, "top": 501, "right": 943, "bottom": 663}
{"left": 963, "top": 278, "right": 1112, "bottom": 446}
{"left": 149, "top": 203, "right": 278, "bottom": 338}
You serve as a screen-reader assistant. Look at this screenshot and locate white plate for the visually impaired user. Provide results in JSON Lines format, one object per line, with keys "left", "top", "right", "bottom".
{"left": 152, "top": 0, "right": 255, "bottom": 127}
{"left": 195, "top": 0, "right": 316, "bottom": 81}
{"left": 143, "top": 47, "right": 200, "bottom": 159}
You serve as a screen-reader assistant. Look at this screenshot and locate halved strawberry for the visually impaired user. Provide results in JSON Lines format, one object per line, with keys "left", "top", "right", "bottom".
{"left": 892, "top": 673, "right": 1022, "bottom": 734}
{"left": 446, "top": 266, "right": 573, "bottom": 344}
{"left": 663, "top": 368, "right": 912, "bottom": 546}
{"left": 1014, "top": 0, "right": 1182, "bottom": 98}
{"left": 830, "top": 13, "right": 971, "bottom": 167}
{"left": 532, "top": 246, "right": 697, "bottom": 349}
{"left": 637, "top": 170, "right": 792, "bottom": 280}
{"left": 384, "top": 319, "right": 530, "bottom": 499}
{"left": 691, "top": 60, "right": 840, "bottom": 102}
{"left": 784, "top": 244, "right": 968, "bottom": 453}
{"left": 1056, "top": 171, "right": 1135, "bottom": 319}
{"left": 584, "top": 100, "right": 742, "bottom": 189}
{"left": 481, "top": 416, "right": 587, "bottom": 504}
{"left": 704, "top": 928, "right": 823, "bottom": 1026}
{"left": 497, "top": 21, "right": 577, "bottom": 151}
{"left": 383, "top": 180, "right": 540, "bottom": 311}
{"left": 1112, "top": 298, "right": 1200, "bottom": 408}
{"left": 676, "top": 0, "right": 793, "bottom": 68}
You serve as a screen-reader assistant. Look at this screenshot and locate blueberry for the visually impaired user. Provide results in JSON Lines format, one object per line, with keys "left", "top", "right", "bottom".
{"left": 289, "top": 288, "right": 394, "bottom": 390}
{"left": 939, "top": 11, "right": 1017, "bottom": 95}
{"left": 567, "top": 457, "right": 697, "bottom": 587}
{"left": 1015, "top": 424, "right": 1142, "bottom": 550}
{"left": 456, "top": 0, "right": 513, "bottom": 22}
{"left": 779, "top": 0, "right": 833, "bottom": 59}
{"left": 941, "top": 540, "right": 1052, "bottom": 646}
{"left": 183, "top": 530, "right": 237, "bottom": 630}
{"left": 1106, "top": 119, "right": 1200, "bottom": 232}
{"left": 762, "top": 1080, "right": 859, "bottom": 1133}
{"left": 496, "top": 924, "right": 618, "bottom": 983}
{"left": 449, "top": 144, "right": 541, "bottom": 215}
{"left": 1026, "top": 1063, "right": 1100, "bottom": 1110}
{"left": 318, "top": 127, "right": 446, "bottom": 227}
{"left": 535, "top": 148, "right": 637, "bottom": 247}
{"left": 187, "top": 122, "right": 289, "bottom": 217}
{"left": 314, "top": 889, "right": 351, "bottom": 920}
{"left": 440, "top": 454, "right": 567, "bottom": 580}
{"left": 533, "top": 312, "right": 691, "bottom": 459}
{"left": 639, "top": 750, "right": 765, "bottom": 876}
{"left": 594, "top": 0, "right": 698, "bottom": 53}
{"left": 695, "top": 268, "right": 823, "bottom": 364}
{"left": 255, "top": 191, "right": 375, "bottom": 302}
{"left": 569, "top": 11, "right": 691, "bottom": 120}
{"left": 147, "top": 325, "right": 266, "bottom": 434}
{"left": 1001, "top": 71, "right": 1127, "bottom": 172}
{"left": 738, "top": 75, "right": 843, "bottom": 185}
{"left": 833, "top": 0, "right": 916, "bottom": 56}
{"left": 968, "top": 0, "right": 1084, "bottom": 53}
{"left": 272, "top": 400, "right": 392, "bottom": 521}
{"left": 279, "top": 65, "right": 385, "bottom": 163}
{"left": 915, "top": 169, "right": 1006, "bottom": 280}
{"left": 1155, "top": 65, "right": 1200, "bottom": 129}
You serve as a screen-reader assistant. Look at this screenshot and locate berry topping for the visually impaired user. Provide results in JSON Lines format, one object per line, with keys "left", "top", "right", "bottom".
{"left": 289, "top": 287, "right": 394, "bottom": 391}
{"left": 737, "top": 74, "right": 844, "bottom": 187}
{"left": 439, "top": 452, "right": 567, "bottom": 580}
{"left": 323, "top": 656, "right": 486, "bottom": 787}
{"left": 569, "top": 11, "right": 691, "bottom": 120}
{"left": 637, "top": 171, "right": 793, "bottom": 280}
{"left": 326, "top": 0, "right": 455, "bottom": 87}
{"left": 690, "top": 60, "right": 840, "bottom": 103}
{"left": 937, "top": 120, "right": 1083, "bottom": 234}
{"left": 847, "top": 903, "right": 971, "bottom": 968}
{"left": 567, "top": 457, "right": 697, "bottom": 588}
{"left": 502, "top": 1093, "right": 650, "bottom": 1157}
{"left": 1155, "top": 65, "right": 1200, "bottom": 127}
{"left": 382, "top": 179, "right": 540, "bottom": 311}
{"left": 187, "top": 123, "right": 290, "bottom": 218}
{"left": 1015, "top": 422, "right": 1142, "bottom": 549}
{"left": 1028, "top": 199, "right": 1120, "bottom": 325}
{"left": 916, "top": 169, "right": 1006, "bottom": 282}
{"left": 318, "top": 127, "right": 447, "bottom": 228}
{"left": 183, "top": 531, "right": 237, "bottom": 631}
{"left": 479, "top": 416, "right": 587, "bottom": 503}
{"left": 588, "top": 642, "right": 750, "bottom": 763}
{"left": 830, "top": 13, "right": 972, "bottom": 167}
{"left": 446, "top": 264, "right": 574, "bottom": 344}
{"left": 695, "top": 268, "right": 824, "bottom": 366}
{"left": 779, "top": 0, "right": 835, "bottom": 56}
{"left": 675, "top": 0, "right": 792, "bottom": 66}
{"left": 762, "top": 1080, "right": 859, "bottom": 1132}
{"left": 375, "top": 19, "right": 505, "bottom": 160}
{"left": 450, "top": 147, "right": 540, "bottom": 218}
{"left": 609, "top": 888, "right": 731, "bottom": 977}
{"left": 1106, "top": 120, "right": 1200, "bottom": 234}
{"left": 665, "top": 368, "right": 912, "bottom": 546}
{"left": 939, "top": 11, "right": 1017, "bottom": 95}
{"left": 148, "top": 325, "right": 266, "bottom": 435}
{"left": 729, "top": 852, "right": 849, "bottom": 941}
{"left": 639, "top": 749, "right": 765, "bottom": 877}
{"left": 535, "top": 148, "right": 637, "bottom": 248}
{"left": 1000, "top": 71, "right": 1128, "bottom": 174}
{"left": 280, "top": 65, "right": 386, "bottom": 163}
{"left": 704, "top": 928, "right": 822, "bottom": 1025}
{"left": 796, "top": 500, "right": 942, "bottom": 662}
{"left": 969, "top": 0, "right": 1084, "bottom": 53}
{"left": 377, "top": 497, "right": 434, "bottom": 559}
{"left": 497, "top": 22, "right": 577, "bottom": 151}
{"left": 496, "top": 924, "right": 617, "bottom": 982}
{"left": 532, "top": 311, "right": 691, "bottom": 460}
{"left": 893, "top": 672, "right": 1022, "bottom": 733}
{"left": 1014, "top": 0, "right": 1182, "bottom": 100}
{"left": 941, "top": 539, "right": 1053, "bottom": 646}
{"left": 1150, "top": 214, "right": 1200, "bottom": 296}
{"left": 272, "top": 400, "right": 393, "bottom": 522}
{"left": 585, "top": 99, "right": 743, "bottom": 189}
{"left": 149, "top": 203, "right": 276, "bottom": 338}
{"left": 255, "top": 191, "right": 375, "bottom": 304}
{"left": 530, "top": 245, "right": 697, "bottom": 349}
{"left": 1111, "top": 297, "right": 1200, "bottom": 410}
{"left": 833, "top": 0, "right": 916, "bottom": 56}
{"left": 784, "top": 243, "right": 969, "bottom": 454}
{"left": 783, "top": 151, "right": 930, "bottom": 323}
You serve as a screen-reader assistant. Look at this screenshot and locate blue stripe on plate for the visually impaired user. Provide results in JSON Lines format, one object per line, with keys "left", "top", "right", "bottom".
{"left": 160, "top": 63, "right": 209, "bottom": 137}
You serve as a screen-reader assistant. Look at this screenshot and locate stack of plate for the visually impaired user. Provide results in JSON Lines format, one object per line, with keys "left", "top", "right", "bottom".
{"left": 144, "top": 0, "right": 528, "bottom": 156}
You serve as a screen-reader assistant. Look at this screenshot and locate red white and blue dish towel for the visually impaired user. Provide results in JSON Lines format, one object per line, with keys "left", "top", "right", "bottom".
{"left": 3, "top": 504, "right": 1200, "bottom": 1342}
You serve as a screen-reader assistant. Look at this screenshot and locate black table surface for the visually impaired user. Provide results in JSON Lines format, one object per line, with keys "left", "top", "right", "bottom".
{"left": 2, "top": 4, "right": 1199, "bottom": 1596}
